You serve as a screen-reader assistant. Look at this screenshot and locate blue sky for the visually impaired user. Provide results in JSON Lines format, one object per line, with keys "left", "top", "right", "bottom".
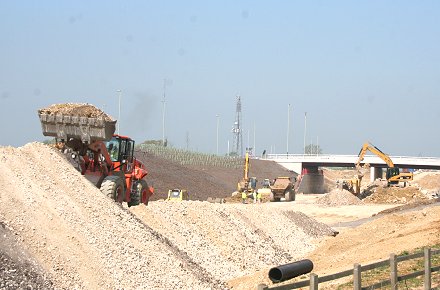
{"left": 1, "top": 1, "right": 439, "bottom": 156}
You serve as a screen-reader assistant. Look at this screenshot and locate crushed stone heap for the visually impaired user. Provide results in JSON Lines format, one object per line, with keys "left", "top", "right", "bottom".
{"left": 316, "top": 188, "right": 363, "bottom": 206}
{"left": 38, "top": 103, "right": 114, "bottom": 121}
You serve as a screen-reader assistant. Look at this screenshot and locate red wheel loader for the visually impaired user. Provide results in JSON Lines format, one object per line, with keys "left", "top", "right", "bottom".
{"left": 37, "top": 104, "right": 154, "bottom": 206}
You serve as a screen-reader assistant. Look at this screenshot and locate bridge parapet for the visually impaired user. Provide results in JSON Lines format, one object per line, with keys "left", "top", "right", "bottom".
{"left": 265, "top": 154, "right": 440, "bottom": 171}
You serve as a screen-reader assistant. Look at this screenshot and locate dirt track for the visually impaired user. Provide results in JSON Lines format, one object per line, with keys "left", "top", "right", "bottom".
{"left": 1, "top": 143, "right": 439, "bottom": 289}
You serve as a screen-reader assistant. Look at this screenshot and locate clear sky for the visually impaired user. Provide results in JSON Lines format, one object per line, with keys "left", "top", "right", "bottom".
{"left": 1, "top": 1, "right": 439, "bottom": 157}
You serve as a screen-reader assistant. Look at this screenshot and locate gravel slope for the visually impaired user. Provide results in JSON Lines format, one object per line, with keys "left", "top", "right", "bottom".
{"left": 0, "top": 143, "right": 216, "bottom": 289}
{"left": 0, "top": 143, "right": 333, "bottom": 289}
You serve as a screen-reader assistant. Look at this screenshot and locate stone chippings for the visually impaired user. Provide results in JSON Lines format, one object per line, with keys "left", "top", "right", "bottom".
{"left": 0, "top": 142, "right": 335, "bottom": 289}
{"left": 316, "top": 188, "right": 363, "bottom": 206}
{"left": 38, "top": 103, "right": 114, "bottom": 121}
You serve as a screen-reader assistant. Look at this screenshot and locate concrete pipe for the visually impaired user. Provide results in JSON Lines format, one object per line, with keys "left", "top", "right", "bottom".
{"left": 268, "top": 259, "right": 314, "bottom": 283}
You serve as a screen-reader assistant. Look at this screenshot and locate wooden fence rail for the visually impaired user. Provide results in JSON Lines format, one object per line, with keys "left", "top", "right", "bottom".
{"left": 258, "top": 248, "right": 440, "bottom": 290}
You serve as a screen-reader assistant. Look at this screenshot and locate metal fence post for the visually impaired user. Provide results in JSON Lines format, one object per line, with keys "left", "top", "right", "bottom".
{"left": 309, "top": 273, "right": 318, "bottom": 290}
{"left": 390, "top": 253, "right": 398, "bottom": 290}
{"left": 424, "top": 247, "right": 431, "bottom": 290}
{"left": 353, "top": 263, "right": 361, "bottom": 290}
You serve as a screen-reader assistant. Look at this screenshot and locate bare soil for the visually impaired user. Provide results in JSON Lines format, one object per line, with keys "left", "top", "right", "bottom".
{"left": 1, "top": 144, "right": 439, "bottom": 289}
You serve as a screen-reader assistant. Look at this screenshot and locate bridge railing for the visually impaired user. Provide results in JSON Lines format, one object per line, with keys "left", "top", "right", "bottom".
{"left": 265, "top": 154, "right": 440, "bottom": 164}
{"left": 265, "top": 154, "right": 440, "bottom": 160}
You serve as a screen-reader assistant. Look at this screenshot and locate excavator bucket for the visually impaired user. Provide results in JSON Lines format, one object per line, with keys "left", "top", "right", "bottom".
{"left": 38, "top": 103, "right": 116, "bottom": 143}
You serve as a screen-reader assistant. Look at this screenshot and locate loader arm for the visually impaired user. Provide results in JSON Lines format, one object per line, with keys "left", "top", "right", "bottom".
{"left": 88, "top": 141, "right": 113, "bottom": 167}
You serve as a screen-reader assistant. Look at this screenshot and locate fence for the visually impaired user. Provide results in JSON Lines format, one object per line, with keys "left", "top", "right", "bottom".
{"left": 258, "top": 248, "right": 440, "bottom": 290}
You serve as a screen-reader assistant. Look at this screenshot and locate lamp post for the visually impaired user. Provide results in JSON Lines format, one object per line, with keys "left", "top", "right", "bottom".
{"left": 162, "top": 79, "right": 166, "bottom": 146}
{"left": 303, "top": 112, "right": 307, "bottom": 155}
{"left": 116, "top": 90, "right": 122, "bottom": 135}
{"left": 216, "top": 114, "right": 219, "bottom": 155}
{"left": 287, "top": 104, "right": 291, "bottom": 157}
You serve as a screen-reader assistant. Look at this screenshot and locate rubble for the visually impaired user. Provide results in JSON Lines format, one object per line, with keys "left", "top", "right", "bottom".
{"left": 38, "top": 103, "right": 114, "bottom": 121}
{"left": 316, "top": 188, "right": 363, "bottom": 206}
{"left": 0, "top": 142, "right": 332, "bottom": 289}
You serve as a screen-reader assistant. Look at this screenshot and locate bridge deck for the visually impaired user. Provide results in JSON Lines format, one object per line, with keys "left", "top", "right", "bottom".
{"left": 265, "top": 154, "right": 440, "bottom": 170}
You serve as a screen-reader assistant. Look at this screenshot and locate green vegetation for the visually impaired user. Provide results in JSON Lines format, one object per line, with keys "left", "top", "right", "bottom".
{"left": 304, "top": 144, "right": 323, "bottom": 155}
{"left": 335, "top": 245, "right": 440, "bottom": 290}
{"left": 136, "top": 143, "right": 243, "bottom": 168}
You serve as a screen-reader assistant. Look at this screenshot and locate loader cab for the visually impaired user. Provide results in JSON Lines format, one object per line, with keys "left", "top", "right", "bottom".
{"left": 106, "top": 135, "right": 135, "bottom": 163}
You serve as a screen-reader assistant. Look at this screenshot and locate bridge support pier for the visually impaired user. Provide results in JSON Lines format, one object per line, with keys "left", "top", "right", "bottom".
{"left": 297, "top": 166, "right": 325, "bottom": 194}
{"left": 370, "top": 167, "right": 383, "bottom": 182}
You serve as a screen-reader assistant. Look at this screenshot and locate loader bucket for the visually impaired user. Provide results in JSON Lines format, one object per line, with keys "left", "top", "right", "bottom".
{"left": 38, "top": 112, "right": 116, "bottom": 143}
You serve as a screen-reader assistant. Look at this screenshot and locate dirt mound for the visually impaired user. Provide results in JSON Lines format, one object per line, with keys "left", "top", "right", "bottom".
{"left": 2, "top": 142, "right": 439, "bottom": 289}
{"left": 130, "top": 201, "right": 335, "bottom": 287}
{"left": 0, "top": 222, "right": 54, "bottom": 289}
{"left": 316, "top": 188, "right": 363, "bottom": 206}
{"left": 38, "top": 103, "right": 114, "bottom": 121}
{"left": 0, "top": 142, "right": 328, "bottom": 289}
{"left": 284, "top": 212, "right": 338, "bottom": 237}
{"left": 0, "top": 143, "right": 216, "bottom": 289}
{"left": 412, "top": 171, "right": 440, "bottom": 194}
{"left": 308, "top": 204, "right": 440, "bottom": 276}
{"left": 135, "top": 149, "right": 291, "bottom": 201}
{"left": 362, "top": 184, "right": 429, "bottom": 204}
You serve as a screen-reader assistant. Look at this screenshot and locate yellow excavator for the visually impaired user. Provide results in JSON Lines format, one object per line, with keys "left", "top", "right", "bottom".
{"left": 356, "top": 142, "right": 413, "bottom": 186}
{"left": 237, "top": 152, "right": 257, "bottom": 196}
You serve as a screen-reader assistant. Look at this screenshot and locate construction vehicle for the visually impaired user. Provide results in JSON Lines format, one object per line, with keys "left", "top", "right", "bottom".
{"left": 269, "top": 177, "right": 296, "bottom": 202}
{"left": 257, "top": 178, "right": 272, "bottom": 195}
{"left": 336, "top": 174, "right": 363, "bottom": 195}
{"left": 237, "top": 152, "right": 257, "bottom": 197}
{"left": 356, "top": 142, "right": 413, "bottom": 186}
{"left": 37, "top": 104, "right": 154, "bottom": 207}
{"left": 167, "top": 189, "right": 189, "bottom": 201}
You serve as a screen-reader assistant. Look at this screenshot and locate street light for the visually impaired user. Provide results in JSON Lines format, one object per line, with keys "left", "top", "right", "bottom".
{"left": 162, "top": 79, "right": 166, "bottom": 146}
{"left": 216, "top": 114, "right": 219, "bottom": 155}
{"left": 287, "top": 104, "right": 291, "bottom": 157}
{"left": 303, "top": 112, "right": 307, "bottom": 155}
{"left": 116, "top": 90, "right": 122, "bottom": 135}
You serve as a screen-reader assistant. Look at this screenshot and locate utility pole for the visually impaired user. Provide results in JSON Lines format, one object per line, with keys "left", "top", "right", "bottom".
{"left": 287, "top": 104, "right": 291, "bottom": 157}
{"left": 303, "top": 112, "right": 307, "bottom": 155}
{"left": 253, "top": 122, "right": 256, "bottom": 158}
{"left": 162, "top": 79, "right": 166, "bottom": 146}
{"left": 116, "top": 90, "right": 122, "bottom": 135}
{"left": 216, "top": 114, "right": 219, "bottom": 155}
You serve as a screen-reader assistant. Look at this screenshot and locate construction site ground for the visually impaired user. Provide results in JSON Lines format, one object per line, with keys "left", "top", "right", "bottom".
{"left": 1, "top": 143, "right": 440, "bottom": 289}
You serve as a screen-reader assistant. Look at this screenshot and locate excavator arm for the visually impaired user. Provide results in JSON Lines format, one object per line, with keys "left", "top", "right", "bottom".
{"left": 356, "top": 142, "right": 395, "bottom": 168}
{"left": 356, "top": 142, "right": 412, "bottom": 186}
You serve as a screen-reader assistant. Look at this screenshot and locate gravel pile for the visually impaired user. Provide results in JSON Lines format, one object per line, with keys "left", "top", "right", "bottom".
{"left": 38, "top": 103, "right": 114, "bottom": 121}
{"left": 130, "top": 201, "right": 335, "bottom": 281}
{"left": 0, "top": 221, "right": 54, "bottom": 289}
{"left": 0, "top": 142, "right": 333, "bottom": 289}
{"left": 316, "top": 189, "right": 363, "bottom": 206}
{"left": 0, "top": 143, "right": 214, "bottom": 289}
{"left": 284, "top": 211, "right": 338, "bottom": 237}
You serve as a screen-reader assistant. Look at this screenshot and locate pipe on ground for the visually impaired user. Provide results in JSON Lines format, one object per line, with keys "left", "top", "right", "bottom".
{"left": 268, "top": 259, "right": 314, "bottom": 283}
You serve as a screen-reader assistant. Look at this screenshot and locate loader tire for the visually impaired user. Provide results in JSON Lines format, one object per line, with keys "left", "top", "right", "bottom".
{"left": 128, "top": 180, "right": 148, "bottom": 207}
{"left": 100, "top": 176, "right": 124, "bottom": 203}
{"left": 139, "top": 180, "right": 152, "bottom": 206}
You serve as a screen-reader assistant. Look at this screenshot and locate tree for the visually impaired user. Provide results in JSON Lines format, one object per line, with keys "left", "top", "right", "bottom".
{"left": 304, "top": 144, "right": 323, "bottom": 155}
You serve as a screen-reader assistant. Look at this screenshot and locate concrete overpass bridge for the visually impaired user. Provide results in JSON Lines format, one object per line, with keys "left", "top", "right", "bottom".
{"left": 264, "top": 154, "right": 440, "bottom": 192}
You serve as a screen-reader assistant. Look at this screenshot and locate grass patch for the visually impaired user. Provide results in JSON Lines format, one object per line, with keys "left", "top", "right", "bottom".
{"left": 324, "top": 244, "right": 440, "bottom": 289}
